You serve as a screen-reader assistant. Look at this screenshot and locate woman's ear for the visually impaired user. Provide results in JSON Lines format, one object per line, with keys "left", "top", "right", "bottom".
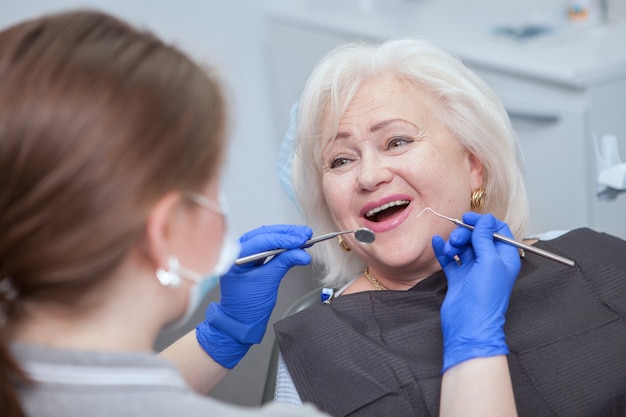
{"left": 143, "top": 191, "right": 185, "bottom": 270}
{"left": 468, "top": 152, "right": 484, "bottom": 189}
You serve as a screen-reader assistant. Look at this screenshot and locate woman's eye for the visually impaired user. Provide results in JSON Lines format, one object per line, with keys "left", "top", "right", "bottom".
{"left": 387, "top": 136, "right": 413, "bottom": 149}
{"left": 329, "top": 157, "right": 351, "bottom": 169}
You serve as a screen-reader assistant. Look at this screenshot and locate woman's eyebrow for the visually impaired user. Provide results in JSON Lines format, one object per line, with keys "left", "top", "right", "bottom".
{"left": 370, "top": 118, "right": 415, "bottom": 133}
{"left": 334, "top": 119, "right": 416, "bottom": 140}
{"left": 335, "top": 131, "right": 351, "bottom": 140}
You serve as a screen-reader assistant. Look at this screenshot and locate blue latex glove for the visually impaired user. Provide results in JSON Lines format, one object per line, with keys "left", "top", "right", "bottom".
{"left": 431, "top": 212, "right": 521, "bottom": 374}
{"left": 196, "top": 224, "right": 312, "bottom": 369}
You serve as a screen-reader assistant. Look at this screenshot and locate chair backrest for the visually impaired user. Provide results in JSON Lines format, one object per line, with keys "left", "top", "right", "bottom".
{"left": 261, "top": 287, "right": 322, "bottom": 404}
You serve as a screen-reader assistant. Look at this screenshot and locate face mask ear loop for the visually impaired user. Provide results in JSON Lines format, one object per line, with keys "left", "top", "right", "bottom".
{"left": 177, "top": 265, "right": 204, "bottom": 283}
{"left": 156, "top": 256, "right": 182, "bottom": 287}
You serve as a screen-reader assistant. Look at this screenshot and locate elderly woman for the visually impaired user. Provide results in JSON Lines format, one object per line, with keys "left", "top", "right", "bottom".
{"left": 273, "top": 39, "right": 626, "bottom": 416}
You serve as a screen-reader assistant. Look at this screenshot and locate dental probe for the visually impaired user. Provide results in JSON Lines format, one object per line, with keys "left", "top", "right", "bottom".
{"left": 235, "top": 228, "right": 376, "bottom": 266}
{"left": 417, "top": 207, "right": 576, "bottom": 267}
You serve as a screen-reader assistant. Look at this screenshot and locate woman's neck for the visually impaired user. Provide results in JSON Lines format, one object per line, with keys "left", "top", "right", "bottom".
{"left": 6, "top": 269, "right": 175, "bottom": 352}
{"left": 8, "top": 302, "right": 158, "bottom": 352}
{"left": 344, "top": 265, "right": 440, "bottom": 294}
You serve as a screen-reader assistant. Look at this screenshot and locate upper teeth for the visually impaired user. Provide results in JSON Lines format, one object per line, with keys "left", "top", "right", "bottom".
{"left": 365, "top": 200, "right": 410, "bottom": 217}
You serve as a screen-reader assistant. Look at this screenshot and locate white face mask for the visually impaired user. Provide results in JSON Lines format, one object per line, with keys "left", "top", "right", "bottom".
{"left": 157, "top": 192, "right": 241, "bottom": 331}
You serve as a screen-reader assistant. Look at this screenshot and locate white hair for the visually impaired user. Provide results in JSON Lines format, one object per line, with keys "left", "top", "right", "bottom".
{"left": 289, "top": 38, "right": 529, "bottom": 289}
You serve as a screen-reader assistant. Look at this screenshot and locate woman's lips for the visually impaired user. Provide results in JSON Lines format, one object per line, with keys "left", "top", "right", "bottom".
{"left": 361, "top": 196, "right": 413, "bottom": 233}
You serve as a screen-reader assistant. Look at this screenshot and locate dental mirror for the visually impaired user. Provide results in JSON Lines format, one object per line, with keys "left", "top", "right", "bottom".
{"left": 353, "top": 228, "right": 376, "bottom": 244}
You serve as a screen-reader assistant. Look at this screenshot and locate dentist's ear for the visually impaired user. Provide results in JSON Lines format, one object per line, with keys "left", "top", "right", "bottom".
{"left": 143, "top": 191, "right": 186, "bottom": 271}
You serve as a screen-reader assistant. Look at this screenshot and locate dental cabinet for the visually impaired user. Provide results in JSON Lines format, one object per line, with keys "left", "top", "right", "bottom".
{"left": 266, "top": 0, "right": 626, "bottom": 239}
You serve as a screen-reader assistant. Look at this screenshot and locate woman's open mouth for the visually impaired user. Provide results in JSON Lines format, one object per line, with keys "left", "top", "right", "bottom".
{"left": 364, "top": 199, "right": 410, "bottom": 222}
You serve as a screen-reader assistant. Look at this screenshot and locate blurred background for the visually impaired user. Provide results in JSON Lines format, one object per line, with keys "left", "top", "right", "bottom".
{"left": 2, "top": 0, "right": 626, "bottom": 407}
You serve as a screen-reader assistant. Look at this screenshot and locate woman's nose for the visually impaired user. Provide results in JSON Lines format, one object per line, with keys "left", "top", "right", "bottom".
{"left": 356, "top": 152, "right": 393, "bottom": 191}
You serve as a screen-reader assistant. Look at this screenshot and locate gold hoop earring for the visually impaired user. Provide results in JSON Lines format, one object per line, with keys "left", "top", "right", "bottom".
{"left": 338, "top": 235, "right": 351, "bottom": 252}
{"left": 470, "top": 187, "right": 485, "bottom": 210}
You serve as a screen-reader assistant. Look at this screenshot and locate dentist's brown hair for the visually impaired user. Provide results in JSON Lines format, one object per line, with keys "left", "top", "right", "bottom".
{"left": 0, "top": 11, "right": 228, "bottom": 416}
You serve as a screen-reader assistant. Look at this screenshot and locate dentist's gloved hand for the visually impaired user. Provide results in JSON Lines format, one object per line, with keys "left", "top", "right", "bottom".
{"left": 196, "top": 224, "right": 312, "bottom": 369}
{"left": 431, "top": 212, "right": 521, "bottom": 374}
